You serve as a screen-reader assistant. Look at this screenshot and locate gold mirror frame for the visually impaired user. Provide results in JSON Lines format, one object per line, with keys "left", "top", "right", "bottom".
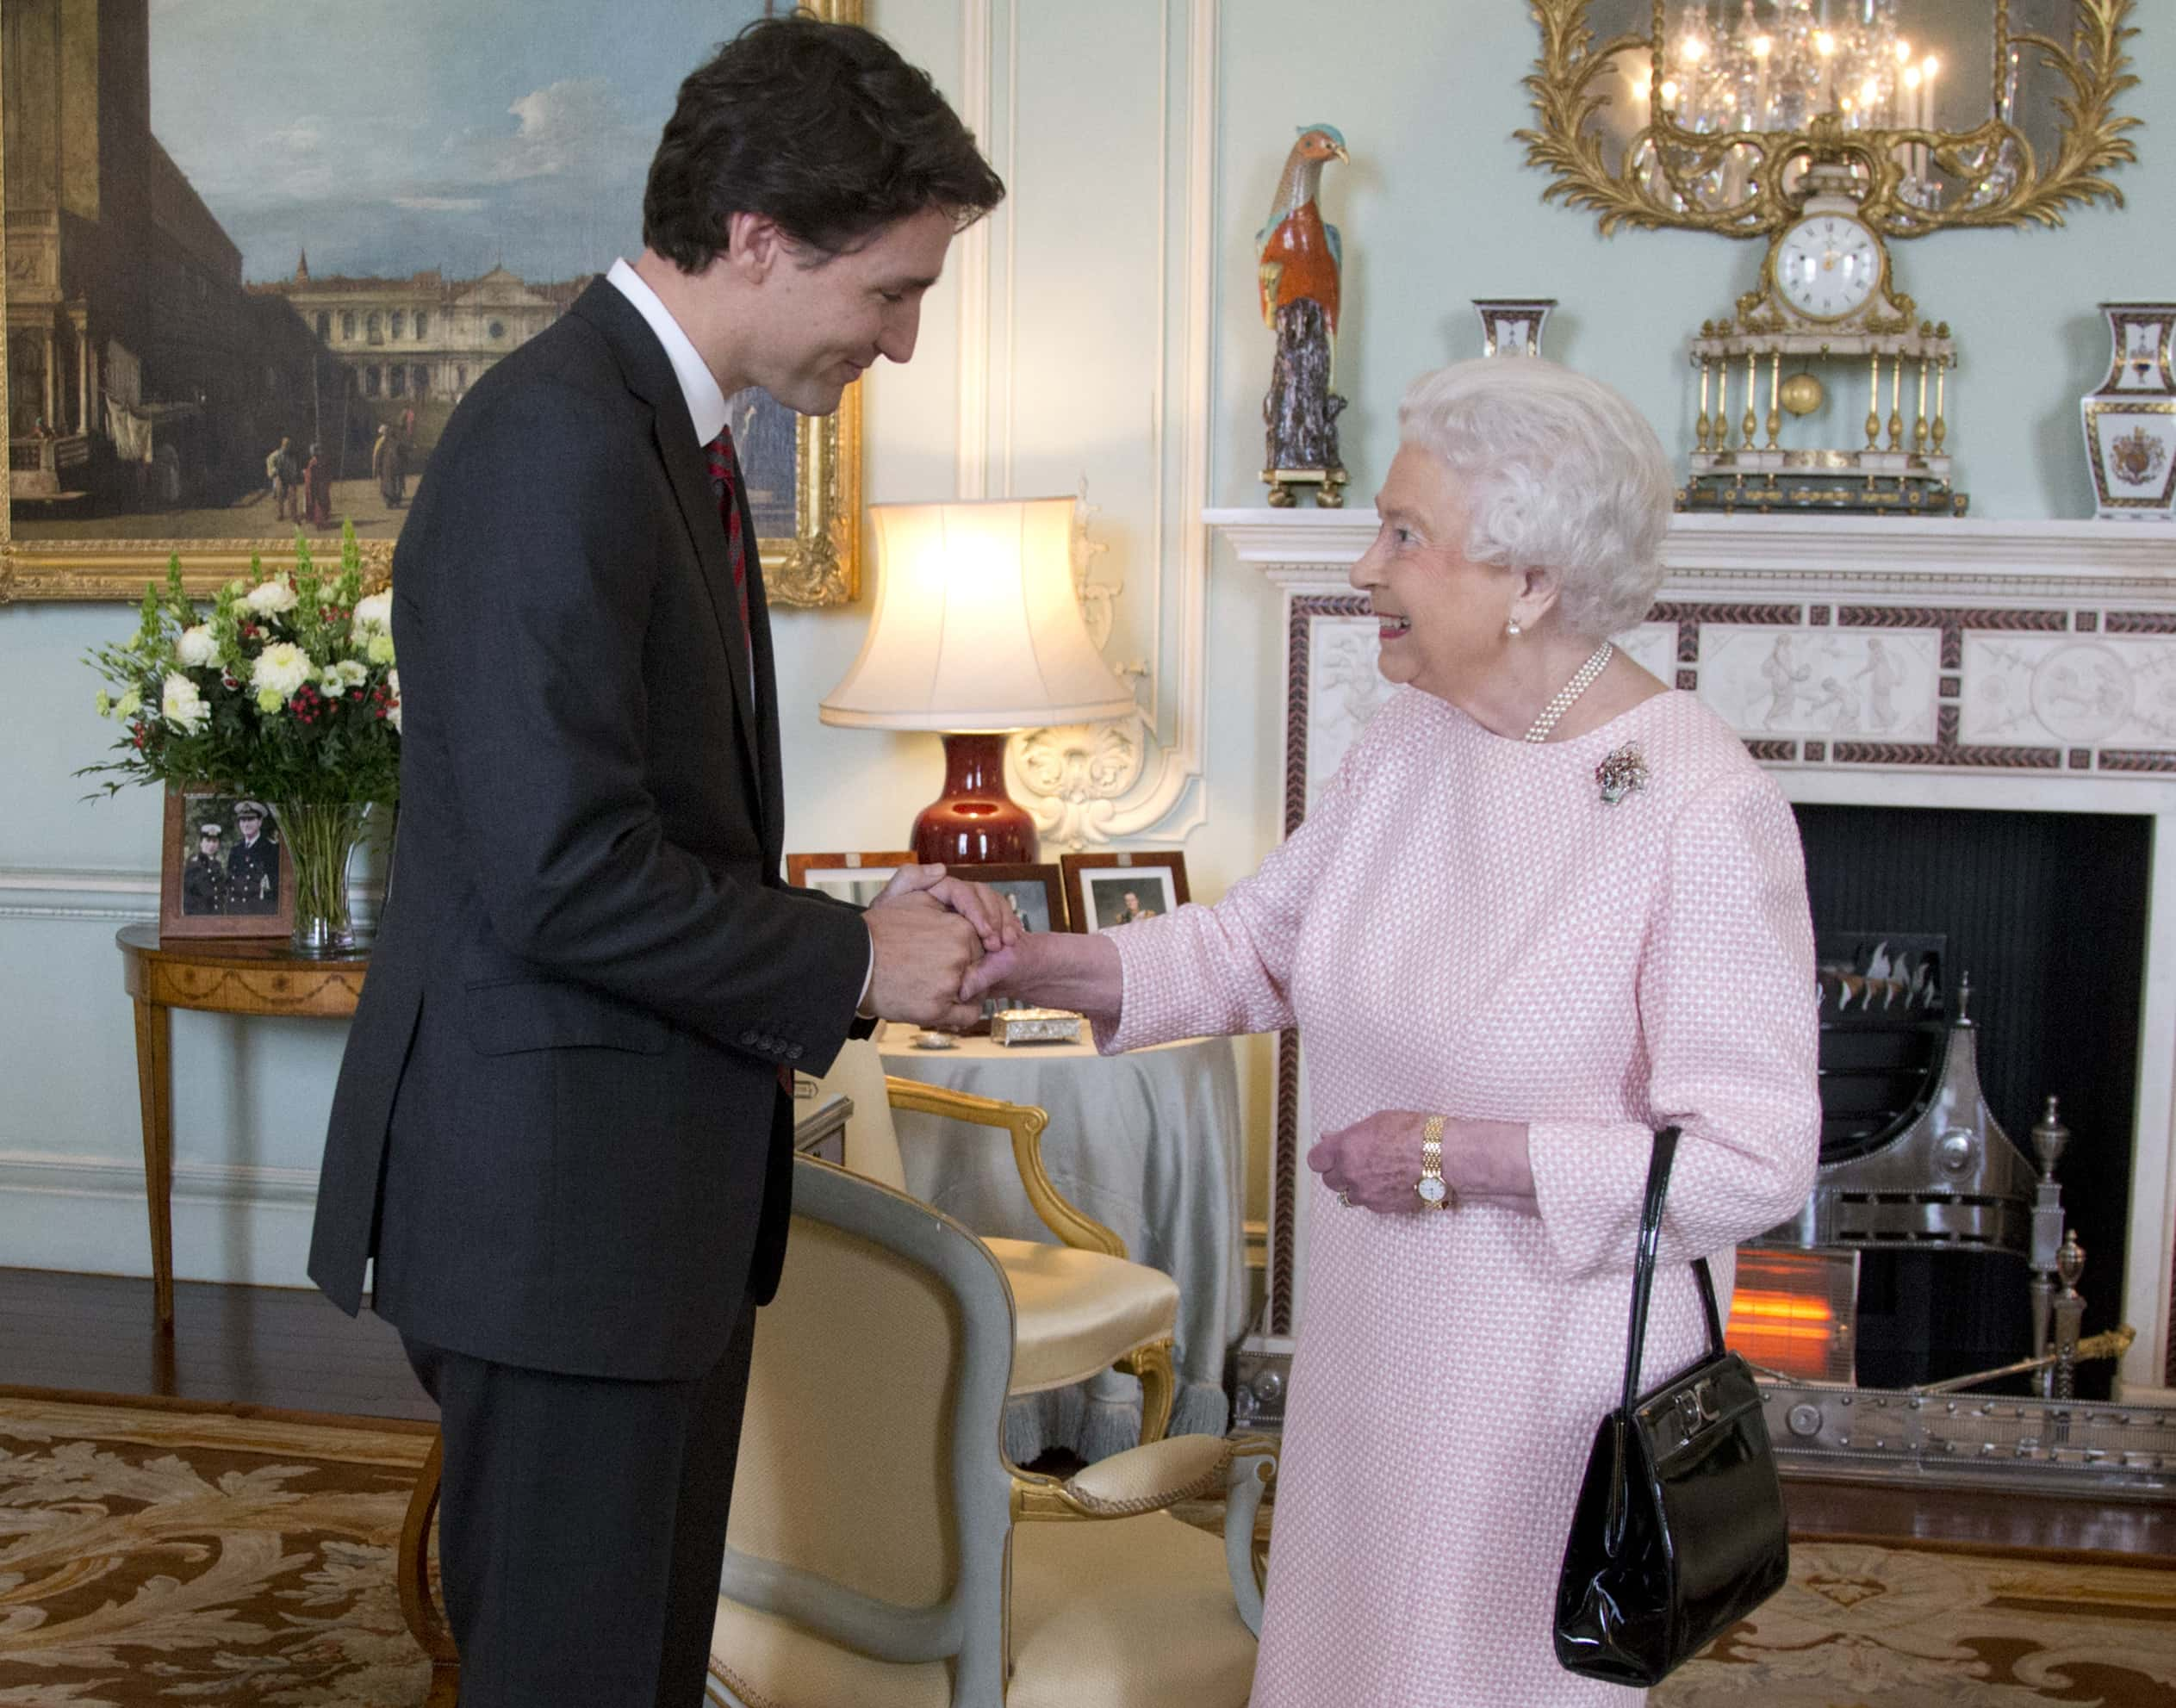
{"left": 0, "top": 0, "right": 863, "bottom": 605}
{"left": 1518, "top": 0, "right": 2140, "bottom": 239}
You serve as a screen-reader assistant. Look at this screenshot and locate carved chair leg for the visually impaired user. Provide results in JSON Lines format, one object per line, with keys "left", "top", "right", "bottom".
{"left": 1120, "top": 1338, "right": 1177, "bottom": 1444}
{"left": 399, "top": 1431, "right": 461, "bottom": 1705}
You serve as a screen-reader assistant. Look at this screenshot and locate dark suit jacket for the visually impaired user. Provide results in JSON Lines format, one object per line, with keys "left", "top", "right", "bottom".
{"left": 308, "top": 279, "right": 869, "bottom": 1382}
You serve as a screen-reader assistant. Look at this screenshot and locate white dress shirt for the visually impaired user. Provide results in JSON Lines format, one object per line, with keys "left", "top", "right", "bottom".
{"left": 606, "top": 258, "right": 728, "bottom": 445}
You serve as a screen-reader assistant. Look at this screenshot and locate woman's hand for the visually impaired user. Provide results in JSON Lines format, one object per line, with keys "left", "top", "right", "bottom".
{"left": 959, "top": 929, "right": 1122, "bottom": 1017}
{"left": 1308, "top": 1111, "right": 1538, "bottom": 1216}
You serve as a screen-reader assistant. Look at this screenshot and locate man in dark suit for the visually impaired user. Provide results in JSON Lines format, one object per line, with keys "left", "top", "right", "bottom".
{"left": 223, "top": 801, "right": 277, "bottom": 912}
{"left": 307, "top": 20, "right": 1006, "bottom": 1706}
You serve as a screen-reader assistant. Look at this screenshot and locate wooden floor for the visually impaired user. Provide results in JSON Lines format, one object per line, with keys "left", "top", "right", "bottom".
{"left": 3, "top": 1266, "right": 2171, "bottom": 1559}
{"left": 0, "top": 1265, "right": 436, "bottom": 1422}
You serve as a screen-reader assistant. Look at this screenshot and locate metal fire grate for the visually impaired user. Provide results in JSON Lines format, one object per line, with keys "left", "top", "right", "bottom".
{"left": 1760, "top": 1381, "right": 2176, "bottom": 1497}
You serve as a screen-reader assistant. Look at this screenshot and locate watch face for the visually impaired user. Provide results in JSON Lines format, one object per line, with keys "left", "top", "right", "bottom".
{"left": 1417, "top": 1177, "right": 1448, "bottom": 1203}
{"left": 1776, "top": 216, "right": 1881, "bottom": 320}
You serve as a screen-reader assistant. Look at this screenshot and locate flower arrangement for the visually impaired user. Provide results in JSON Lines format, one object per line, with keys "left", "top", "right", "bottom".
{"left": 82, "top": 525, "right": 400, "bottom": 951}
{"left": 83, "top": 524, "right": 400, "bottom": 804}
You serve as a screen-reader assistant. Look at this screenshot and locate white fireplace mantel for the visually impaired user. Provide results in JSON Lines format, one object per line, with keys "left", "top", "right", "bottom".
{"left": 1209, "top": 506, "right": 2176, "bottom": 1398}
{"left": 1209, "top": 509, "right": 2176, "bottom": 590}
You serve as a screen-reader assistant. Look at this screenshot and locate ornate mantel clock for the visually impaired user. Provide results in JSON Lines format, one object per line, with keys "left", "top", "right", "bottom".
{"left": 1685, "top": 160, "right": 1962, "bottom": 515}
{"left": 1518, "top": 2, "right": 2143, "bottom": 519}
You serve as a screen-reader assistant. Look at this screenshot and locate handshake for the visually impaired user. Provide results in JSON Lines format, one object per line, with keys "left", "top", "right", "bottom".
{"left": 859, "top": 862, "right": 1122, "bottom": 1031}
{"left": 860, "top": 862, "right": 1025, "bottom": 1032}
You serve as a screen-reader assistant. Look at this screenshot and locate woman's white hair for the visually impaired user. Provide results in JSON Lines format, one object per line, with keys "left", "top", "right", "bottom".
{"left": 1396, "top": 357, "right": 1675, "bottom": 643}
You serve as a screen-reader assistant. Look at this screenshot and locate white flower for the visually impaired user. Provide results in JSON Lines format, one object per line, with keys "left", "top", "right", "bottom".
{"left": 366, "top": 632, "right": 396, "bottom": 666}
{"left": 320, "top": 660, "right": 367, "bottom": 695}
{"left": 251, "top": 641, "right": 312, "bottom": 700}
{"left": 388, "top": 668, "right": 402, "bottom": 734}
{"left": 351, "top": 590, "right": 393, "bottom": 638}
{"left": 176, "top": 625, "right": 218, "bottom": 668}
{"left": 161, "top": 673, "right": 209, "bottom": 735}
{"left": 245, "top": 578, "right": 298, "bottom": 616}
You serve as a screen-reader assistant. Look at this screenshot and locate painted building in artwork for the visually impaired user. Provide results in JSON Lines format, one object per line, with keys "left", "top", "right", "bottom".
{"left": 252, "top": 261, "right": 594, "bottom": 412}
{"left": 3, "top": 0, "right": 333, "bottom": 503}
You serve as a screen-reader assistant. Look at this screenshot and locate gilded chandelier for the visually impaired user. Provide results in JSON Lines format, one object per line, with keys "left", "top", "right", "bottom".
{"left": 1642, "top": 1, "right": 1954, "bottom": 209}
{"left": 1520, "top": 0, "right": 2139, "bottom": 239}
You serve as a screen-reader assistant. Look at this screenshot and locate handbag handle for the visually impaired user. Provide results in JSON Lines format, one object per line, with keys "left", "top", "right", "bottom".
{"left": 1605, "top": 1126, "right": 1726, "bottom": 1554}
{"left": 1617, "top": 1126, "right": 1728, "bottom": 1421}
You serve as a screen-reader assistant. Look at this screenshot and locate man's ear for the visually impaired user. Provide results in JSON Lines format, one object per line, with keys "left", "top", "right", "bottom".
{"left": 724, "top": 212, "right": 786, "bottom": 283}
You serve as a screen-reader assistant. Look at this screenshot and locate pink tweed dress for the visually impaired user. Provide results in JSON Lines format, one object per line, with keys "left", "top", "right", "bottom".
{"left": 1099, "top": 686, "right": 1820, "bottom": 1706}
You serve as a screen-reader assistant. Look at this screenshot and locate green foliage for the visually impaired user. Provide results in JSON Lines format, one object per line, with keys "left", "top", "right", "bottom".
{"left": 79, "top": 524, "right": 401, "bottom": 807}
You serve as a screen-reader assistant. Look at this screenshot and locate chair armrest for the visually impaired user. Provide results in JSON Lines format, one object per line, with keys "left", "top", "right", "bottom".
{"left": 885, "top": 1074, "right": 1127, "bottom": 1258}
{"left": 1010, "top": 1433, "right": 1278, "bottom": 1637}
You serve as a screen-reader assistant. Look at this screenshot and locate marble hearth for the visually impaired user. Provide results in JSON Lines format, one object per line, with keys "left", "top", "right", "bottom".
{"left": 1208, "top": 511, "right": 2176, "bottom": 1404}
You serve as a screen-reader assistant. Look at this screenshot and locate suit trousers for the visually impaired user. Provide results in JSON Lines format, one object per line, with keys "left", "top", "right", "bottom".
{"left": 402, "top": 1305, "right": 756, "bottom": 1708}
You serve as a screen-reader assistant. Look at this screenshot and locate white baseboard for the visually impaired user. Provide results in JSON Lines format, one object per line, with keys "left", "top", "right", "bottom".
{"left": 0, "top": 1148, "right": 320, "bottom": 1288}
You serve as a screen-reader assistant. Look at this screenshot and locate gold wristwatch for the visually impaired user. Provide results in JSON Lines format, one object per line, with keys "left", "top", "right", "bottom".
{"left": 1416, "top": 1115, "right": 1452, "bottom": 1211}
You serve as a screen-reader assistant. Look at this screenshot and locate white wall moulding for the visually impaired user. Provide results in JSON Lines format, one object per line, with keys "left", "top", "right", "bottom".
{"left": 957, "top": 0, "right": 1215, "bottom": 852}
{"left": 1211, "top": 507, "right": 2176, "bottom": 1395}
{"left": 0, "top": 867, "right": 158, "bottom": 922}
{"left": 0, "top": 1149, "right": 319, "bottom": 1287}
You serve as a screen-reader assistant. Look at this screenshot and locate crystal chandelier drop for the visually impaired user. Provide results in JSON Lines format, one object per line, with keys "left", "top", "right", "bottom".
{"left": 1637, "top": 0, "right": 1965, "bottom": 208}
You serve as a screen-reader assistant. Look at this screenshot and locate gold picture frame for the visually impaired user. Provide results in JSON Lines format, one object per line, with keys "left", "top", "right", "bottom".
{"left": 0, "top": 0, "right": 863, "bottom": 606}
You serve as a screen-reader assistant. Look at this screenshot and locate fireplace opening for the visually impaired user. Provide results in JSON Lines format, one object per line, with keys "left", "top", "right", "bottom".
{"left": 1788, "top": 803, "right": 2151, "bottom": 1399}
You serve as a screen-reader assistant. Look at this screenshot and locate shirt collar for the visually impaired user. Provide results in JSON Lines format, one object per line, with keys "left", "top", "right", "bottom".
{"left": 606, "top": 258, "right": 729, "bottom": 444}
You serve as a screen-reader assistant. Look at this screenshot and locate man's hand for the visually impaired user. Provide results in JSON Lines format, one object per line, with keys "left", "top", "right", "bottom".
{"left": 872, "top": 862, "right": 1023, "bottom": 953}
{"left": 865, "top": 888, "right": 986, "bottom": 1029}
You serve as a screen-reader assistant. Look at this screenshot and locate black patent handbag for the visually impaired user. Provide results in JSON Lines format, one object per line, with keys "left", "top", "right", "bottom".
{"left": 1553, "top": 1125, "right": 1790, "bottom": 1686}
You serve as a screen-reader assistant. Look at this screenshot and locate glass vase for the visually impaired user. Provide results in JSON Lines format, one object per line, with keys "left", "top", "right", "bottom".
{"left": 269, "top": 801, "right": 373, "bottom": 957}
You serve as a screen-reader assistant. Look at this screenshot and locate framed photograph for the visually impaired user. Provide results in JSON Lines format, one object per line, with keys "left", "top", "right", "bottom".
{"left": 1060, "top": 851, "right": 1191, "bottom": 933}
{"left": 0, "top": 0, "right": 861, "bottom": 607}
{"left": 786, "top": 850, "right": 918, "bottom": 910}
{"left": 962, "top": 862, "right": 1069, "bottom": 936}
{"left": 159, "top": 786, "right": 295, "bottom": 941}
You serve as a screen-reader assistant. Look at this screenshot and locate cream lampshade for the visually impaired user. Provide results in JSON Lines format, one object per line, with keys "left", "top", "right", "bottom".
{"left": 821, "top": 496, "right": 1135, "bottom": 862}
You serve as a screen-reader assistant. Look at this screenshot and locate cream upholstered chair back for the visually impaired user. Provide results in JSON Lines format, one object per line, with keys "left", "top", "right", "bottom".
{"left": 808, "top": 1036, "right": 910, "bottom": 1191}
{"left": 712, "top": 1158, "right": 1017, "bottom": 1705}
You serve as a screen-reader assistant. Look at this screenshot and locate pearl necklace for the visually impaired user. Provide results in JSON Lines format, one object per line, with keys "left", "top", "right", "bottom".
{"left": 1522, "top": 642, "right": 1615, "bottom": 743}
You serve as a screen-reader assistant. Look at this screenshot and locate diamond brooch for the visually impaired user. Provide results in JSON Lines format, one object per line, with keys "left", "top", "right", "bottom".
{"left": 1596, "top": 742, "right": 1648, "bottom": 805}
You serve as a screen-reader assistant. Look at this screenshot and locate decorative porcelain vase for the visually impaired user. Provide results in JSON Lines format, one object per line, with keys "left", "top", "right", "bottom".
{"left": 2081, "top": 302, "right": 2176, "bottom": 520}
{"left": 1473, "top": 298, "right": 1556, "bottom": 358}
{"left": 270, "top": 801, "right": 373, "bottom": 956}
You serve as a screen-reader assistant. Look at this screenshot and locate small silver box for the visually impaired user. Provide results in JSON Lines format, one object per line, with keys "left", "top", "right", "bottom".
{"left": 989, "top": 1008, "right": 1085, "bottom": 1047}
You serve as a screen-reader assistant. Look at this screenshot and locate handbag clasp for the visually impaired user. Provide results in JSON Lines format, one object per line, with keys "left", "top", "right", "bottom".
{"left": 1672, "top": 1377, "right": 1723, "bottom": 1438}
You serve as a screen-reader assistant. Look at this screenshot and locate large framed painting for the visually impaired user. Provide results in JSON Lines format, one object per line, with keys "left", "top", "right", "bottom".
{"left": 0, "top": 0, "right": 861, "bottom": 606}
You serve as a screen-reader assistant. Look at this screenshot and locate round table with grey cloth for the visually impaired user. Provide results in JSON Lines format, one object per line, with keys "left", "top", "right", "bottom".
{"left": 877, "top": 1022, "right": 1247, "bottom": 1464}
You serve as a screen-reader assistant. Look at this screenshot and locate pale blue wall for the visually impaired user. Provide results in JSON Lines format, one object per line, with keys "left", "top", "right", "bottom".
{"left": 3, "top": 3, "right": 2168, "bottom": 1283}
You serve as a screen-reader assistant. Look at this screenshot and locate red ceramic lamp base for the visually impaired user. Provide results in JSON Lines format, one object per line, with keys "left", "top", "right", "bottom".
{"left": 911, "top": 731, "right": 1038, "bottom": 865}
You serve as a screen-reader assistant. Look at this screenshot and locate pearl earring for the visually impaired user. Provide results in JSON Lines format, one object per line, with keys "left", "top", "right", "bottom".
{"left": 1506, "top": 616, "right": 1522, "bottom": 637}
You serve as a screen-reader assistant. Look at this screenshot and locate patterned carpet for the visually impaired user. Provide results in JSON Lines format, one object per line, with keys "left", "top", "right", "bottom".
{"left": 0, "top": 1390, "right": 432, "bottom": 1707}
{"left": 3, "top": 1388, "right": 2173, "bottom": 1705}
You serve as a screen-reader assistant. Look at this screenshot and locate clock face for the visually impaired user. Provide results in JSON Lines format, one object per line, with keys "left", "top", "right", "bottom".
{"left": 1775, "top": 216, "right": 1882, "bottom": 321}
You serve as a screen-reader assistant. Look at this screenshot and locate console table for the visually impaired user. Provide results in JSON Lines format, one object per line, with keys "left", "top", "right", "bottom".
{"left": 115, "top": 924, "right": 368, "bottom": 1329}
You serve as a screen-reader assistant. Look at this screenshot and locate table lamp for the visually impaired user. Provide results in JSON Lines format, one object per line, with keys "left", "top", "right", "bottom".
{"left": 820, "top": 495, "right": 1136, "bottom": 863}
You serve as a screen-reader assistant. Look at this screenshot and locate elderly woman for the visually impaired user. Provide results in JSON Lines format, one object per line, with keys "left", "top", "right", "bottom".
{"left": 962, "top": 357, "right": 1819, "bottom": 1704}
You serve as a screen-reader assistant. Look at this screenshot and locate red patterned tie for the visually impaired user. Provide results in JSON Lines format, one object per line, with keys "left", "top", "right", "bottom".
{"left": 704, "top": 428, "right": 751, "bottom": 638}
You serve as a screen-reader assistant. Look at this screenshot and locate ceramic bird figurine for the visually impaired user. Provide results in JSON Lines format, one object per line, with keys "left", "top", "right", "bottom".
{"left": 1258, "top": 125, "right": 1347, "bottom": 339}
{"left": 1257, "top": 124, "right": 1350, "bottom": 506}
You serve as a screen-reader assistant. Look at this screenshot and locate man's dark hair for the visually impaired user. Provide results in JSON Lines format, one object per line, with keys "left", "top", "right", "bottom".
{"left": 643, "top": 16, "right": 1004, "bottom": 269}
